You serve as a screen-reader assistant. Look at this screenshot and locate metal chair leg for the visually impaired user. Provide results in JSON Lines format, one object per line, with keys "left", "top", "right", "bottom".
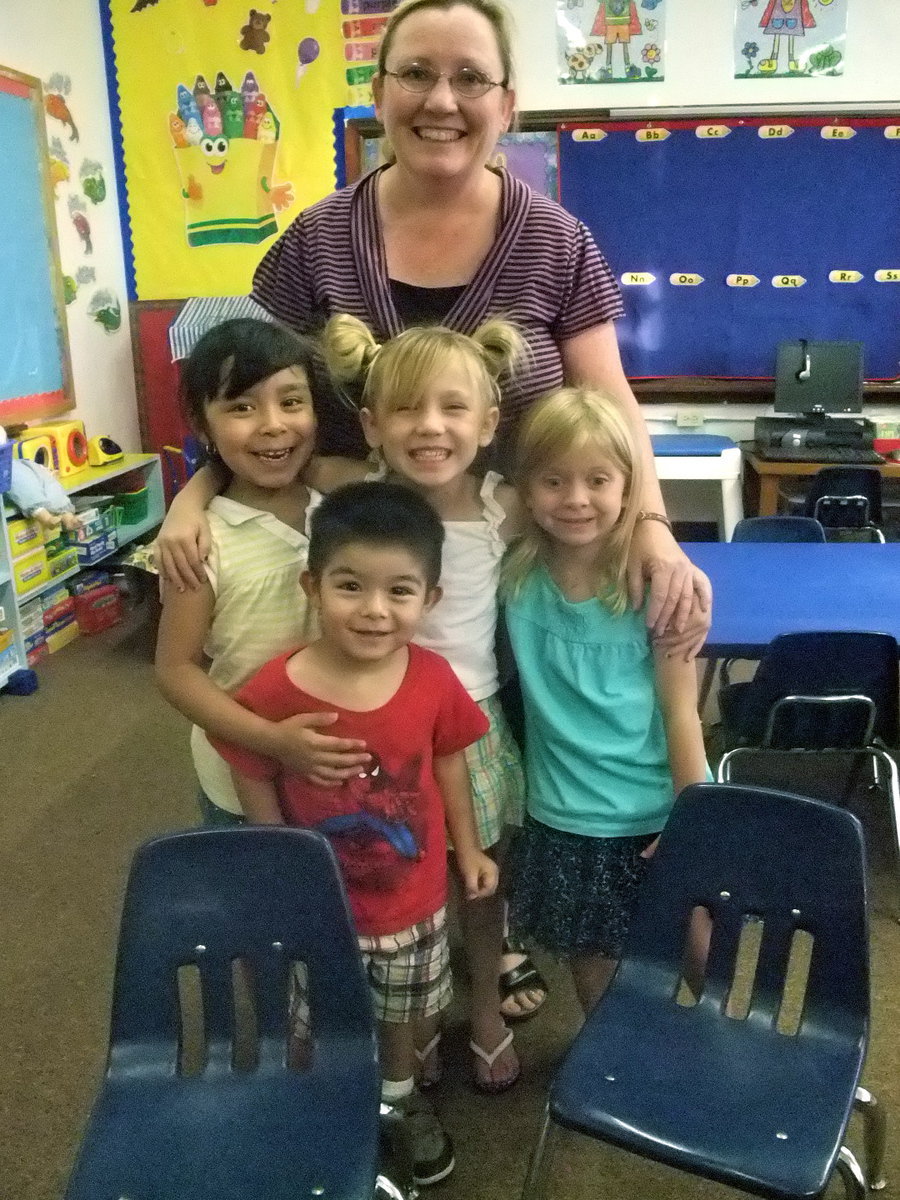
{"left": 521, "top": 1103, "right": 560, "bottom": 1200}
{"left": 854, "top": 1086, "right": 887, "bottom": 1190}
{"left": 872, "top": 749, "right": 900, "bottom": 924}
{"left": 835, "top": 1146, "right": 867, "bottom": 1200}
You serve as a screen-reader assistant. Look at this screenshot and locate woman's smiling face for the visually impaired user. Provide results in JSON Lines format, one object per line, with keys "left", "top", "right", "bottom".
{"left": 373, "top": 4, "right": 516, "bottom": 185}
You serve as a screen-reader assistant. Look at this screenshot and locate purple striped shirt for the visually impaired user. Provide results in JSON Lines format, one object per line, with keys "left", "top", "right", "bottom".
{"left": 252, "top": 166, "right": 624, "bottom": 458}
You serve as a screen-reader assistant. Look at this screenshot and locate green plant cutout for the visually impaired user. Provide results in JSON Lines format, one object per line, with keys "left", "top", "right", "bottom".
{"left": 644, "top": 66, "right": 658, "bottom": 78}
{"left": 808, "top": 44, "right": 842, "bottom": 74}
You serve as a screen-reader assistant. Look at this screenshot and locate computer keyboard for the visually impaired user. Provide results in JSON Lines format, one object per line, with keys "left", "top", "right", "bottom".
{"left": 754, "top": 445, "right": 885, "bottom": 464}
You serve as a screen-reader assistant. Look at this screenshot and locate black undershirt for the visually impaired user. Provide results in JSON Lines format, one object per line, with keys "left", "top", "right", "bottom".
{"left": 389, "top": 278, "right": 465, "bottom": 326}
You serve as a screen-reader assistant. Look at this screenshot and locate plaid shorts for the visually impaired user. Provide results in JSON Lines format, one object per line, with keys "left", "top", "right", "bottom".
{"left": 463, "top": 693, "right": 526, "bottom": 851}
{"left": 290, "top": 908, "right": 452, "bottom": 1035}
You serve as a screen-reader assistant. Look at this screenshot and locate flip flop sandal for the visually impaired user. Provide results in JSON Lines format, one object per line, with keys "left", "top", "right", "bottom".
{"left": 414, "top": 1032, "right": 443, "bottom": 1090}
{"left": 469, "top": 1028, "right": 520, "bottom": 1095}
{"left": 499, "top": 938, "right": 549, "bottom": 1023}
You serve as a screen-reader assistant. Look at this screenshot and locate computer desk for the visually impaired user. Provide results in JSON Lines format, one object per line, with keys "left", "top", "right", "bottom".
{"left": 743, "top": 449, "right": 900, "bottom": 516}
{"left": 684, "top": 541, "right": 900, "bottom": 709}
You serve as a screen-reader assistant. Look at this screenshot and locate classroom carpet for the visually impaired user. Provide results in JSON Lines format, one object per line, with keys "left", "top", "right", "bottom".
{"left": 1, "top": 598, "right": 898, "bottom": 1200}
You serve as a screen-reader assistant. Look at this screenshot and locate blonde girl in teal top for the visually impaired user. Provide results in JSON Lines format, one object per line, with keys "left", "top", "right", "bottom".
{"left": 502, "top": 387, "right": 709, "bottom": 1016}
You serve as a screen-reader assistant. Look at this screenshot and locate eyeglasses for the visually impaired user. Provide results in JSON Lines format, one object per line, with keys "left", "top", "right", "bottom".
{"left": 383, "top": 64, "right": 507, "bottom": 99}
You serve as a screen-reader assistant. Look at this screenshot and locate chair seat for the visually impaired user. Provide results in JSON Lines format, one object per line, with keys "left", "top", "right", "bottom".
{"left": 68, "top": 1068, "right": 379, "bottom": 1200}
{"left": 551, "top": 993, "right": 864, "bottom": 1200}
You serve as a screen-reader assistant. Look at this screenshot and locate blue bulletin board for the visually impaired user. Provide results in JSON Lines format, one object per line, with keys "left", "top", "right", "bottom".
{"left": 559, "top": 116, "right": 900, "bottom": 381}
{"left": 0, "top": 67, "right": 72, "bottom": 424}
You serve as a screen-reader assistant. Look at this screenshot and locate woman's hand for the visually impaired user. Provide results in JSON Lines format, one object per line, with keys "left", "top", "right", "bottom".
{"left": 153, "top": 507, "right": 212, "bottom": 591}
{"left": 627, "top": 518, "right": 712, "bottom": 659}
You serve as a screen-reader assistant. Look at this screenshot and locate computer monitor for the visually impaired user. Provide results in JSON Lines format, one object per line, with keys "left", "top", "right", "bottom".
{"left": 774, "top": 340, "right": 864, "bottom": 416}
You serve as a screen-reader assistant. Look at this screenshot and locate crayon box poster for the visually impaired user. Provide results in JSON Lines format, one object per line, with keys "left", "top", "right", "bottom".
{"left": 105, "top": 0, "right": 346, "bottom": 299}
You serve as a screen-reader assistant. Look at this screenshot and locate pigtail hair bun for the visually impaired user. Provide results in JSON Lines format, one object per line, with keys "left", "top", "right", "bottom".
{"left": 470, "top": 318, "right": 526, "bottom": 384}
{"left": 322, "top": 313, "right": 381, "bottom": 384}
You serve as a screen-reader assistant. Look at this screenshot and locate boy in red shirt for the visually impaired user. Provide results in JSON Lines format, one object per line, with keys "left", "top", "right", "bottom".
{"left": 213, "top": 482, "right": 495, "bottom": 1187}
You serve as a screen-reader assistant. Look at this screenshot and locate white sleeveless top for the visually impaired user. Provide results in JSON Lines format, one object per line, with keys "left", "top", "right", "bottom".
{"left": 191, "top": 491, "right": 321, "bottom": 813}
{"left": 366, "top": 466, "right": 506, "bottom": 701}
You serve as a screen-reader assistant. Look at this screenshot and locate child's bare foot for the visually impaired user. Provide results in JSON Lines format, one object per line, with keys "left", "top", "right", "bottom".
{"left": 469, "top": 1016, "right": 519, "bottom": 1093}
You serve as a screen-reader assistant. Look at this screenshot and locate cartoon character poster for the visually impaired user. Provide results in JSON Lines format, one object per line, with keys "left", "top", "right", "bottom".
{"left": 734, "top": 0, "right": 848, "bottom": 79}
{"left": 557, "top": 0, "right": 666, "bottom": 85}
{"left": 104, "top": 0, "right": 347, "bottom": 299}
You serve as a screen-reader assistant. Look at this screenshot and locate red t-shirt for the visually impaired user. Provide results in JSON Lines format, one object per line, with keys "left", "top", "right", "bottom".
{"left": 213, "top": 644, "right": 489, "bottom": 936}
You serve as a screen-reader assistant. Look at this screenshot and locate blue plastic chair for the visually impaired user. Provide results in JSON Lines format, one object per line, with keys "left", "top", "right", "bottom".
{"left": 700, "top": 515, "right": 826, "bottom": 715}
{"left": 731, "top": 516, "right": 826, "bottom": 543}
{"left": 65, "top": 827, "right": 381, "bottom": 1200}
{"left": 718, "top": 631, "right": 900, "bottom": 921}
{"left": 522, "top": 783, "right": 884, "bottom": 1200}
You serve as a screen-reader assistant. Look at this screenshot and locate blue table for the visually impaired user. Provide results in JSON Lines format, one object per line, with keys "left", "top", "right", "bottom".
{"left": 684, "top": 542, "right": 900, "bottom": 659}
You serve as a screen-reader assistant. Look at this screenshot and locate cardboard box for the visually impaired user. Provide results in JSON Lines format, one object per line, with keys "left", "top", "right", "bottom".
{"left": 6, "top": 517, "right": 43, "bottom": 558}
{"left": 47, "top": 619, "right": 79, "bottom": 653}
{"left": 70, "top": 569, "right": 112, "bottom": 595}
{"left": 65, "top": 509, "right": 116, "bottom": 544}
{"left": 43, "top": 596, "right": 75, "bottom": 631}
{"left": 76, "top": 529, "right": 117, "bottom": 565}
{"left": 24, "top": 628, "right": 46, "bottom": 657}
{"left": 13, "top": 548, "right": 49, "bottom": 596}
{"left": 48, "top": 547, "right": 80, "bottom": 579}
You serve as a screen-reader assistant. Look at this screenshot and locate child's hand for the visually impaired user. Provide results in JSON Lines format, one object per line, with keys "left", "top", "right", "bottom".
{"left": 457, "top": 850, "right": 499, "bottom": 900}
{"left": 640, "top": 835, "right": 660, "bottom": 859}
{"left": 273, "top": 712, "right": 371, "bottom": 786}
{"left": 153, "top": 512, "right": 212, "bottom": 591}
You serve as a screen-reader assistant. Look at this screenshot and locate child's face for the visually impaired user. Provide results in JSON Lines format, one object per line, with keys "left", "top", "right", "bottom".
{"left": 360, "top": 354, "right": 498, "bottom": 489}
{"left": 302, "top": 542, "right": 440, "bottom": 665}
{"left": 526, "top": 442, "right": 628, "bottom": 551}
{"left": 202, "top": 366, "right": 315, "bottom": 490}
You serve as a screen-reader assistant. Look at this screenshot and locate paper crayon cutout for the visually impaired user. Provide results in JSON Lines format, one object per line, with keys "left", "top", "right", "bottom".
{"left": 171, "top": 76, "right": 291, "bottom": 246}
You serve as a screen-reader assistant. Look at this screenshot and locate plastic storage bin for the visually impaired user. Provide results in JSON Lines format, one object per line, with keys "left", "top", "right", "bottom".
{"left": 113, "top": 487, "right": 149, "bottom": 526}
{"left": 74, "top": 584, "right": 122, "bottom": 634}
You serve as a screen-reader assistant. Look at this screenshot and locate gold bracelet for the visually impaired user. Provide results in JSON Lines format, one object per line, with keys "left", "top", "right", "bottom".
{"left": 636, "top": 510, "right": 673, "bottom": 531}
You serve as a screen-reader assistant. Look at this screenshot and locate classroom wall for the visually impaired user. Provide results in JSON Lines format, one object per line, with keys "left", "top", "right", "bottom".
{"left": 509, "top": 0, "right": 900, "bottom": 113}
{"left": 0, "top": 0, "right": 140, "bottom": 450}
{"left": 506, "top": 0, "right": 900, "bottom": 439}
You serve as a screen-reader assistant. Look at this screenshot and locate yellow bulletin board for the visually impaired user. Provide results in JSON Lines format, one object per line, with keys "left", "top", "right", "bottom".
{"left": 103, "top": 0, "right": 347, "bottom": 300}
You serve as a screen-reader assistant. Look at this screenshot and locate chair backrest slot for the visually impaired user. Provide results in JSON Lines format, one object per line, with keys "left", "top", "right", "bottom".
{"left": 775, "top": 928, "right": 814, "bottom": 1036}
{"left": 176, "top": 964, "right": 205, "bottom": 1077}
{"left": 723, "top": 914, "right": 763, "bottom": 1021}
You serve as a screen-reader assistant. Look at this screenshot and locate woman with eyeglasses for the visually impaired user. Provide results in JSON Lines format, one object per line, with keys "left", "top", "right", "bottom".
{"left": 248, "top": 0, "right": 709, "bottom": 636}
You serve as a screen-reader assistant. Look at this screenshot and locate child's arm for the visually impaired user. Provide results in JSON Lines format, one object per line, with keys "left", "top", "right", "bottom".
{"left": 231, "top": 771, "right": 285, "bottom": 824}
{"left": 645, "top": 645, "right": 708, "bottom": 857}
{"left": 155, "top": 581, "right": 370, "bottom": 783}
{"left": 433, "top": 751, "right": 498, "bottom": 900}
{"left": 154, "top": 463, "right": 226, "bottom": 590}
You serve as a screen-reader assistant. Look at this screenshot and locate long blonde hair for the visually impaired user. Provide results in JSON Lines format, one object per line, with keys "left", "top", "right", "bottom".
{"left": 322, "top": 313, "right": 524, "bottom": 417}
{"left": 502, "top": 388, "right": 644, "bottom": 614}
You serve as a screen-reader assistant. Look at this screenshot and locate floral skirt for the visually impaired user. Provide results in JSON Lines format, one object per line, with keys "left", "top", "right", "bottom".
{"left": 505, "top": 814, "right": 658, "bottom": 959}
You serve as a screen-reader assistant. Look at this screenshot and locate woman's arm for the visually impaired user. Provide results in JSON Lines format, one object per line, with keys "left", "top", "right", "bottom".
{"left": 154, "top": 582, "right": 370, "bottom": 783}
{"left": 561, "top": 323, "right": 712, "bottom": 652}
{"left": 154, "top": 463, "right": 226, "bottom": 590}
{"left": 231, "top": 772, "right": 285, "bottom": 824}
{"left": 434, "top": 751, "right": 498, "bottom": 900}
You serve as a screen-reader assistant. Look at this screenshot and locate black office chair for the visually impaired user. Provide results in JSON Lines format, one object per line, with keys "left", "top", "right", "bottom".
{"left": 521, "top": 783, "right": 885, "bottom": 1200}
{"left": 65, "top": 827, "right": 383, "bottom": 1200}
{"left": 717, "top": 631, "right": 900, "bottom": 923}
{"left": 803, "top": 467, "right": 885, "bottom": 542}
{"left": 731, "top": 516, "right": 826, "bottom": 543}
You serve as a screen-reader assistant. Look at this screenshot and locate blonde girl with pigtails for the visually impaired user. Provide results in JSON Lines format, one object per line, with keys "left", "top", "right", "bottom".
{"left": 309, "top": 314, "right": 534, "bottom": 1095}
